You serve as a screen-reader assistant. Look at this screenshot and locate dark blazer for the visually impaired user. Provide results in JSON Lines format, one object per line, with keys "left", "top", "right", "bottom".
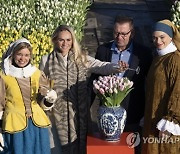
{"left": 89, "top": 41, "right": 152, "bottom": 125}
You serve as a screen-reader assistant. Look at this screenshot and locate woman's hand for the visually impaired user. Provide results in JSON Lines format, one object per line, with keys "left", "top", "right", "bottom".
{"left": 159, "top": 130, "right": 171, "bottom": 140}
{"left": 45, "top": 89, "right": 57, "bottom": 103}
{"left": 118, "top": 60, "right": 129, "bottom": 72}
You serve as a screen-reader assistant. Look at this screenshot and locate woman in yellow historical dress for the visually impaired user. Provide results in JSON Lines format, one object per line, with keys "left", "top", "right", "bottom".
{"left": 142, "top": 20, "right": 180, "bottom": 154}
{"left": 0, "top": 38, "right": 58, "bottom": 154}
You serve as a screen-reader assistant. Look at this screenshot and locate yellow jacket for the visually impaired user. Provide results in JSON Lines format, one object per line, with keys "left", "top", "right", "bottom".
{"left": 1, "top": 70, "right": 50, "bottom": 133}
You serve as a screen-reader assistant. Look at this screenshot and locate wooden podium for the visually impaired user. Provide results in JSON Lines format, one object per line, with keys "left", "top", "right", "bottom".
{"left": 87, "top": 132, "right": 134, "bottom": 154}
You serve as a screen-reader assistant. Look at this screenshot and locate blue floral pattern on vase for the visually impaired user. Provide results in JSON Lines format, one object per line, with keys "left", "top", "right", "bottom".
{"left": 97, "top": 105, "right": 127, "bottom": 141}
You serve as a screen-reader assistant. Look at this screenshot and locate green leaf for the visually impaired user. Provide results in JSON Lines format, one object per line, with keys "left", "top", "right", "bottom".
{"left": 105, "top": 97, "right": 113, "bottom": 107}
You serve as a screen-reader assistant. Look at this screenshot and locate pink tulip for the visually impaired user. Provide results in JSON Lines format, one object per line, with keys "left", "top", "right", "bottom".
{"left": 109, "top": 88, "right": 113, "bottom": 94}
{"left": 119, "top": 85, "right": 125, "bottom": 91}
{"left": 99, "top": 88, "right": 105, "bottom": 95}
{"left": 94, "top": 83, "right": 100, "bottom": 90}
{"left": 114, "top": 88, "right": 118, "bottom": 94}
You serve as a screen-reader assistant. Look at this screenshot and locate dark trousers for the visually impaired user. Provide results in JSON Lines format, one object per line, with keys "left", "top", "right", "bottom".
{"left": 61, "top": 140, "right": 79, "bottom": 154}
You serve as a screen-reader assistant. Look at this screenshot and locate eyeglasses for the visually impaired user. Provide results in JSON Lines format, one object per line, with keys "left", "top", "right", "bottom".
{"left": 114, "top": 29, "right": 132, "bottom": 38}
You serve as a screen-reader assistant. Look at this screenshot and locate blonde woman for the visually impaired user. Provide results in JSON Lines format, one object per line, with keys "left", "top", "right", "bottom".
{"left": 39, "top": 25, "right": 128, "bottom": 154}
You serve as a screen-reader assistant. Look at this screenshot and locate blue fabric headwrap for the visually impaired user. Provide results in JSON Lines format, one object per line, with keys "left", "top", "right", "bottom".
{"left": 152, "top": 22, "right": 173, "bottom": 38}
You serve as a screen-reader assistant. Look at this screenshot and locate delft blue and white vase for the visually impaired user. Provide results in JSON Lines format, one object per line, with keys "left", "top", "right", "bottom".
{"left": 97, "top": 105, "right": 127, "bottom": 142}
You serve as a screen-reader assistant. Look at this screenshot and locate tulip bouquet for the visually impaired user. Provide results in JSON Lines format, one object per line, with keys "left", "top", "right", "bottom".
{"left": 93, "top": 75, "right": 133, "bottom": 107}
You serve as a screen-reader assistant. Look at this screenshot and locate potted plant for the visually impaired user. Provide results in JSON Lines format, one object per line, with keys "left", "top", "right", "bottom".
{"left": 93, "top": 75, "right": 133, "bottom": 141}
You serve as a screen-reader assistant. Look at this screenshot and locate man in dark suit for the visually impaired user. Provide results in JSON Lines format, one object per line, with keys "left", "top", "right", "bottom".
{"left": 89, "top": 15, "right": 152, "bottom": 133}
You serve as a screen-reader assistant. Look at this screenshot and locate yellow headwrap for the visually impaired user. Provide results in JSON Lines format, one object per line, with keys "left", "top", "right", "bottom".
{"left": 159, "top": 19, "right": 180, "bottom": 51}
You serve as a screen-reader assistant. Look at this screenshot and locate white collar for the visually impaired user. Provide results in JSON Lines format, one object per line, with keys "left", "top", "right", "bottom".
{"left": 8, "top": 64, "right": 37, "bottom": 78}
{"left": 157, "top": 42, "right": 177, "bottom": 56}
